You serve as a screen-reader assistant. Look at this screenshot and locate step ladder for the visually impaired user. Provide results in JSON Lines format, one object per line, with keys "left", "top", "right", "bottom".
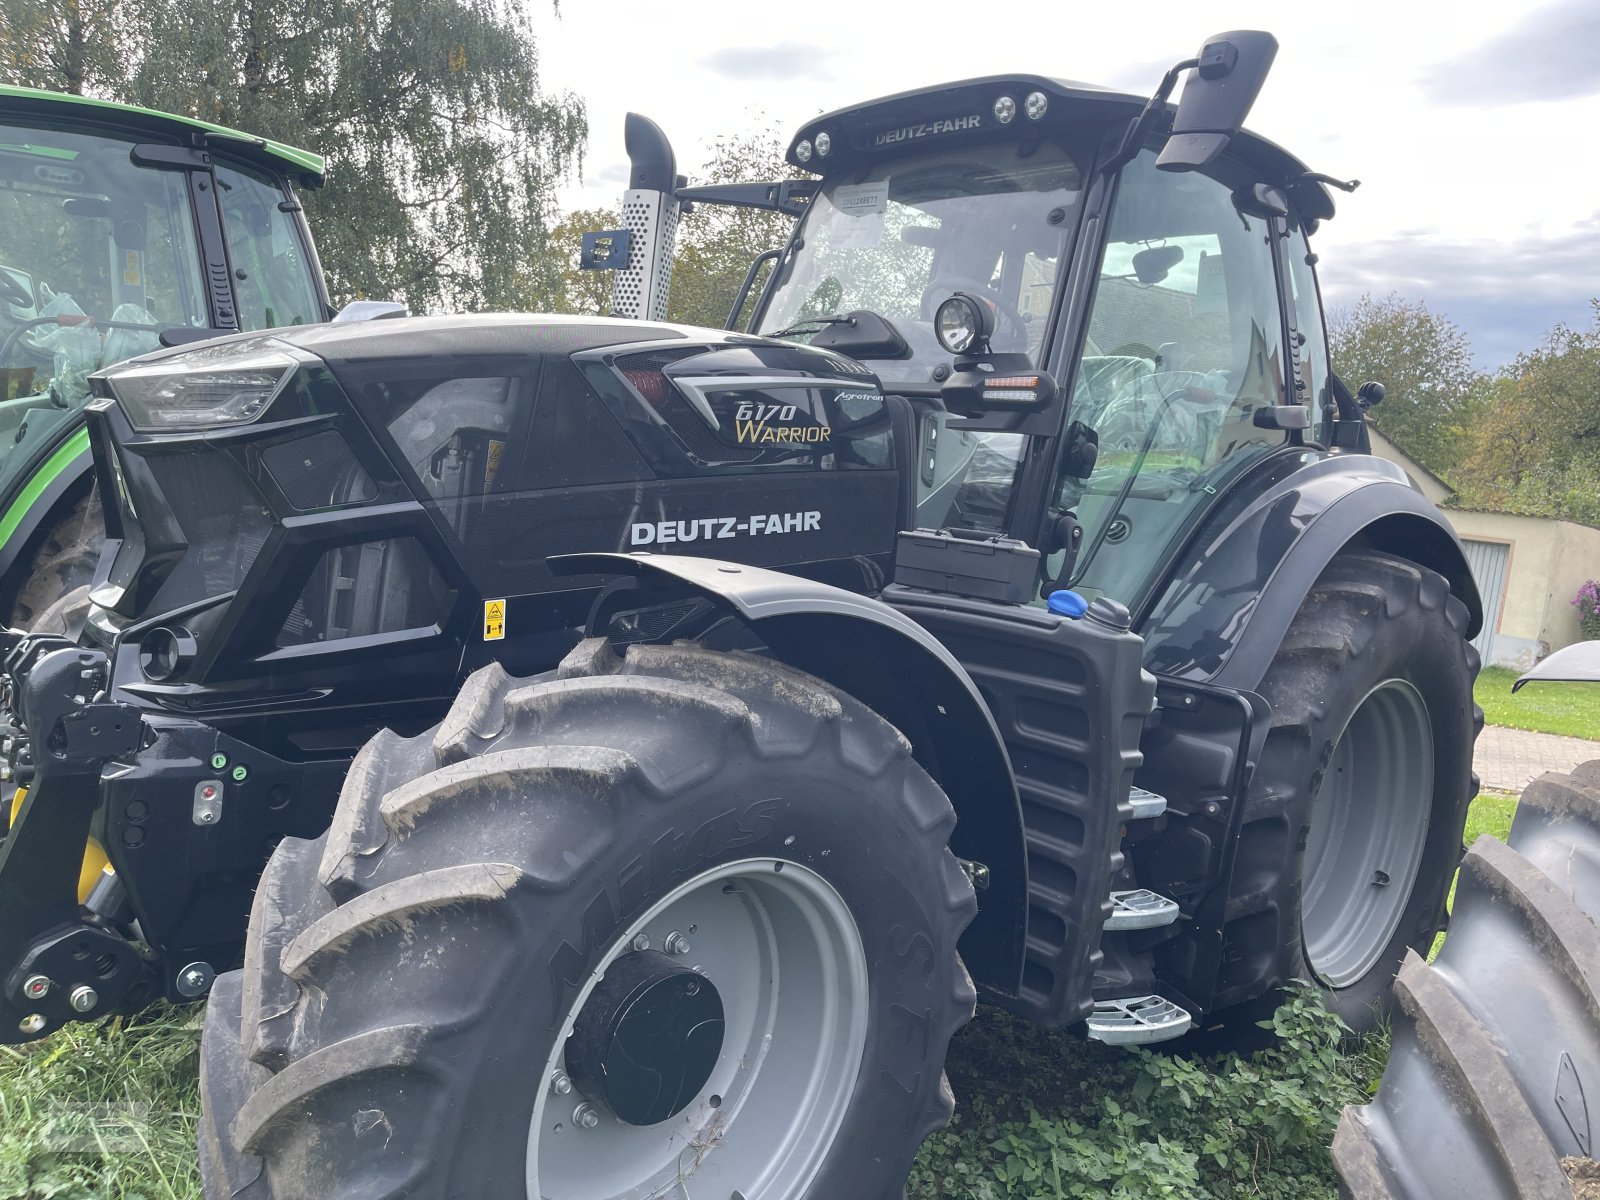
{"left": 1128, "top": 786, "right": 1167, "bottom": 820}
{"left": 1105, "top": 888, "right": 1180, "bottom": 930}
{"left": 1087, "top": 995, "right": 1193, "bottom": 1045}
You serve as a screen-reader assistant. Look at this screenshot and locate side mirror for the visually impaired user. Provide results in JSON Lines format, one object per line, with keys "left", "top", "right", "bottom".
{"left": 1157, "top": 31, "right": 1279, "bottom": 172}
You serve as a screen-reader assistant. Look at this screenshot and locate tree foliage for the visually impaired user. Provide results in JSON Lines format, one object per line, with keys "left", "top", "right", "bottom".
{"left": 1452, "top": 302, "right": 1600, "bottom": 524}
{"left": 1328, "top": 293, "right": 1483, "bottom": 476}
{"left": 665, "top": 126, "right": 804, "bottom": 330}
{"left": 1, "top": 0, "right": 585, "bottom": 313}
{"left": 0, "top": 0, "right": 124, "bottom": 95}
{"left": 547, "top": 126, "right": 803, "bottom": 329}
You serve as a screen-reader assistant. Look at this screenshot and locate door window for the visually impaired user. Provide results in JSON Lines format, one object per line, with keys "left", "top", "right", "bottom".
{"left": 1048, "top": 149, "right": 1289, "bottom": 604}
{"left": 214, "top": 159, "right": 322, "bottom": 329}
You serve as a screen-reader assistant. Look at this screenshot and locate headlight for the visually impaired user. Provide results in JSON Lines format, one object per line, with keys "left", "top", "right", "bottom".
{"left": 106, "top": 338, "right": 295, "bottom": 431}
{"left": 935, "top": 293, "right": 993, "bottom": 355}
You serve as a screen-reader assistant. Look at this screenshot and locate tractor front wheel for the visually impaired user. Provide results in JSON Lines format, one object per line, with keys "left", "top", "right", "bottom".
{"left": 199, "top": 639, "right": 976, "bottom": 1200}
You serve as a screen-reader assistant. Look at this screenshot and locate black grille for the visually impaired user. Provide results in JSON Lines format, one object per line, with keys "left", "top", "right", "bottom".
{"left": 144, "top": 450, "right": 274, "bottom": 614}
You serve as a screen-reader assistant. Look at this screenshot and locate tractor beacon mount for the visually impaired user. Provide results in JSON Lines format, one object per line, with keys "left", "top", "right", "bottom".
{"left": 0, "top": 30, "right": 1482, "bottom": 1200}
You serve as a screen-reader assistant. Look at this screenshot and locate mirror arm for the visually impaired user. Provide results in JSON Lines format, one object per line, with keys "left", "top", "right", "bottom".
{"left": 1103, "top": 57, "right": 1199, "bottom": 175}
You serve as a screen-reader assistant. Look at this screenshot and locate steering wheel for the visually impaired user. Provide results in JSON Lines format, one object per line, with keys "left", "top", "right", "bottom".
{"left": 920, "top": 278, "right": 1030, "bottom": 349}
{"left": 0, "top": 273, "right": 31, "bottom": 309}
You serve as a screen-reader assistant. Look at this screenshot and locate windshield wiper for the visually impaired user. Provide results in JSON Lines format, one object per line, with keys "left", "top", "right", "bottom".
{"left": 768, "top": 314, "right": 851, "bottom": 339}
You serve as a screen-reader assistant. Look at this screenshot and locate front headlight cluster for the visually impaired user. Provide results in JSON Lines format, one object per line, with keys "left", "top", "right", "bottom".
{"left": 106, "top": 337, "right": 296, "bottom": 431}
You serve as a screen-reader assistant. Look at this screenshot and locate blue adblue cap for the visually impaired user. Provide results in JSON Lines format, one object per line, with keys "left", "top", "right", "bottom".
{"left": 1047, "top": 589, "right": 1088, "bottom": 618}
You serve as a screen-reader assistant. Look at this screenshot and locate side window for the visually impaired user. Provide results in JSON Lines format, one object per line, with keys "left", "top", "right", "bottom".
{"left": 1050, "top": 150, "right": 1288, "bottom": 604}
{"left": 1285, "top": 226, "right": 1331, "bottom": 434}
{"left": 214, "top": 160, "right": 322, "bottom": 329}
{"left": 525, "top": 359, "right": 651, "bottom": 488}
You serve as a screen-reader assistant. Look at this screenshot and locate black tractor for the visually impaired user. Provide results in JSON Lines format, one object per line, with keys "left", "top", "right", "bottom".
{"left": 0, "top": 31, "right": 1481, "bottom": 1200}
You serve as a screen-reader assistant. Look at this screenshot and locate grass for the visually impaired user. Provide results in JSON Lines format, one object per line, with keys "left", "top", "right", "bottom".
{"left": 0, "top": 1005, "right": 202, "bottom": 1200}
{"left": 0, "top": 792, "right": 1524, "bottom": 1200}
{"left": 1476, "top": 665, "right": 1600, "bottom": 739}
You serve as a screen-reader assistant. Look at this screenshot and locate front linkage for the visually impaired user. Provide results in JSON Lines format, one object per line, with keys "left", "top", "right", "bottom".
{"left": 0, "top": 633, "right": 152, "bottom": 1042}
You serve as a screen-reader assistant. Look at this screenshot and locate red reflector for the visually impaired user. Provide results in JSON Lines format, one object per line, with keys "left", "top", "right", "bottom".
{"left": 622, "top": 369, "right": 670, "bottom": 404}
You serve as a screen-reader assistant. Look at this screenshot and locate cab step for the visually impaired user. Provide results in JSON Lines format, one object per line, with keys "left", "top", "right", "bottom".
{"left": 1105, "top": 888, "right": 1180, "bottom": 930}
{"left": 1127, "top": 786, "right": 1167, "bottom": 819}
{"left": 1086, "top": 995, "right": 1193, "bottom": 1045}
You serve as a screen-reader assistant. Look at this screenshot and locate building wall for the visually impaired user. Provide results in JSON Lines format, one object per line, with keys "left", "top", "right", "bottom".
{"left": 1444, "top": 510, "right": 1600, "bottom": 669}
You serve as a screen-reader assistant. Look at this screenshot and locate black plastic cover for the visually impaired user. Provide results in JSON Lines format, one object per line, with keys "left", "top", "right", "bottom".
{"left": 885, "top": 585, "right": 1156, "bottom": 1026}
{"left": 893, "top": 528, "right": 1040, "bottom": 604}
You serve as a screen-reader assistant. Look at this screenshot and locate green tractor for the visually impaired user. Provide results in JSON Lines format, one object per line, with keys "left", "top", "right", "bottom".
{"left": 0, "top": 87, "right": 334, "bottom": 633}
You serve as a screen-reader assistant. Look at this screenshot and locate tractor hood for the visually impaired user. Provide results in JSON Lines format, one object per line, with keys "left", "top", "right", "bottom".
{"left": 81, "top": 313, "right": 900, "bottom": 702}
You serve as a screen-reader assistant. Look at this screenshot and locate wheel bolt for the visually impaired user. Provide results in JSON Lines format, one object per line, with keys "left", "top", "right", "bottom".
{"left": 573, "top": 1103, "right": 600, "bottom": 1129}
{"left": 630, "top": 933, "right": 651, "bottom": 951}
{"left": 550, "top": 1070, "right": 572, "bottom": 1095}
{"left": 664, "top": 931, "right": 691, "bottom": 956}
{"left": 68, "top": 985, "right": 98, "bottom": 1013}
{"left": 22, "top": 975, "right": 50, "bottom": 1001}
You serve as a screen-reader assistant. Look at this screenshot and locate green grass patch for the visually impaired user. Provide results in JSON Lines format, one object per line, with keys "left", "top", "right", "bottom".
{"left": 2, "top": 988, "right": 1384, "bottom": 1200}
{"left": 1476, "top": 665, "right": 1600, "bottom": 739}
{"left": 908, "top": 988, "right": 1382, "bottom": 1199}
{"left": 0, "top": 1005, "right": 202, "bottom": 1200}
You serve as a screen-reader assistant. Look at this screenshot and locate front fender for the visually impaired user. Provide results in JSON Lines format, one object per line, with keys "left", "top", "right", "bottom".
{"left": 1140, "top": 452, "right": 1482, "bottom": 692}
{"left": 553, "top": 552, "right": 1027, "bottom": 997}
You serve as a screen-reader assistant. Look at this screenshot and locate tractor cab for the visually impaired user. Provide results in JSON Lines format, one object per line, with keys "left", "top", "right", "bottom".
{"left": 742, "top": 50, "right": 1349, "bottom": 620}
{"left": 0, "top": 87, "right": 329, "bottom": 591}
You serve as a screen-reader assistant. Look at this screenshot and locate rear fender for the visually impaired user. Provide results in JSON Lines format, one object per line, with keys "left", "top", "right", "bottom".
{"left": 553, "top": 552, "right": 1027, "bottom": 997}
{"left": 1140, "top": 454, "right": 1481, "bottom": 693}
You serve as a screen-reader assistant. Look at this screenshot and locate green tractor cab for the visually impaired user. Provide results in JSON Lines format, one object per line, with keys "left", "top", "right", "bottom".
{"left": 0, "top": 86, "right": 330, "bottom": 631}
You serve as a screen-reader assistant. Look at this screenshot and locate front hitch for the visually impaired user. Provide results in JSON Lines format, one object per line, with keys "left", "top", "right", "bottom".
{"left": 0, "top": 638, "right": 150, "bottom": 1043}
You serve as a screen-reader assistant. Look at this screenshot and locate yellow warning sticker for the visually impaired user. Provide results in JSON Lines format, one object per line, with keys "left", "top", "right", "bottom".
{"left": 483, "top": 598, "right": 506, "bottom": 641}
{"left": 485, "top": 438, "right": 505, "bottom": 485}
{"left": 123, "top": 251, "right": 141, "bottom": 287}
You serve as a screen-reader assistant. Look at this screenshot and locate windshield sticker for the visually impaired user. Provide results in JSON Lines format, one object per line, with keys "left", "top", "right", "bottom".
{"left": 834, "top": 183, "right": 887, "bottom": 217}
{"left": 830, "top": 183, "right": 888, "bottom": 249}
{"left": 631, "top": 511, "right": 821, "bottom": 546}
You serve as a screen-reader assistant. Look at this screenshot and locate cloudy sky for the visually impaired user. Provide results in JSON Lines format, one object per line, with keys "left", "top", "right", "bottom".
{"left": 531, "top": 0, "right": 1600, "bottom": 371}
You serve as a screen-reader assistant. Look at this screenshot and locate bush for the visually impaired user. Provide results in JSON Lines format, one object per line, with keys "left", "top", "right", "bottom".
{"left": 1575, "top": 581, "right": 1600, "bottom": 641}
{"left": 909, "top": 987, "right": 1382, "bottom": 1200}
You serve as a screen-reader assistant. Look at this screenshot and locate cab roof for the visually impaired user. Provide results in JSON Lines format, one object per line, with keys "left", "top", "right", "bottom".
{"left": 0, "top": 85, "right": 324, "bottom": 186}
{"left": 787, "top": 74, "right": 1336, "bottom": 223}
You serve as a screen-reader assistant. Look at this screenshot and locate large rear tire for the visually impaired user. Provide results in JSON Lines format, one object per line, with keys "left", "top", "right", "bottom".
{"left": 199, "top": 639, "right": 976, "bottom": 1199}
{"left": 1333, "top": 763, "right": 1600, "bottom": 1198}
{"left": 1210, "top": 550, "right": 1479, "bottom": 1035}
{"left": 7, "top": 488, "right": 101, "bottom": 630}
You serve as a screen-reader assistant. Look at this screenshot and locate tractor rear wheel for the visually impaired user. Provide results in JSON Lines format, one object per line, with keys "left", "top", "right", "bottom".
{"left": 198, "top": 639, "right": 976, "bottom": 1200}
{"left": 1211, "top": 550, "right": 1479, "bottom": 1035}
{"left": 1333, "top": 763, "right": 1600, "bottom": 1198}
{"left": 7, "top": 487, "right": 101, "bottom": 631}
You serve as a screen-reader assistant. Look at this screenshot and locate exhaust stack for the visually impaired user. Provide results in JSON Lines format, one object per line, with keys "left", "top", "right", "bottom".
{"left": 611, "top": 113, "right": 681, "bottom": 321}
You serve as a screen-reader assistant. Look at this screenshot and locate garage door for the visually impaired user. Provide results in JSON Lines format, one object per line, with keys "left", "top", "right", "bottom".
{"left": 1462, "top": 539, "right": 1509, "bottom": 663}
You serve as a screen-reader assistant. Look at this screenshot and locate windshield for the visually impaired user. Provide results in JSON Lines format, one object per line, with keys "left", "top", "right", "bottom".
{"left": 756, "top": 140, "right": 1085, "bottom": 386}
{"left": 0, "top": 122, "right": 209, "bottom": 491}
{"left": 215, "top": 159, "right": 322, "bottom": 329}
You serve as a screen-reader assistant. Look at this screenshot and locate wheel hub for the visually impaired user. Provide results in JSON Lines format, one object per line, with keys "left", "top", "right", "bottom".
{"left": 566, "top": 949, "right": 724, "bottom": 1126}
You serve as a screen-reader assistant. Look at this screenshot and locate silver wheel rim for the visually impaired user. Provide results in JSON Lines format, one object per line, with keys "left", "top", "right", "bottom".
{"left": 1301, "top": 678, "right": 1434, "bottom": 989}
{"left": 527, "top": 858, "right": 869, "bottom": 1199}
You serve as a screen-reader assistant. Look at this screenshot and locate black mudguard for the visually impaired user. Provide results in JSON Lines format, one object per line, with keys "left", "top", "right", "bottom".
{"left": 553, "top": 551, "right": 1031, "bottom": 999}
{"left": 1139, "top": 452, "right": 1482, "bottom": 693}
